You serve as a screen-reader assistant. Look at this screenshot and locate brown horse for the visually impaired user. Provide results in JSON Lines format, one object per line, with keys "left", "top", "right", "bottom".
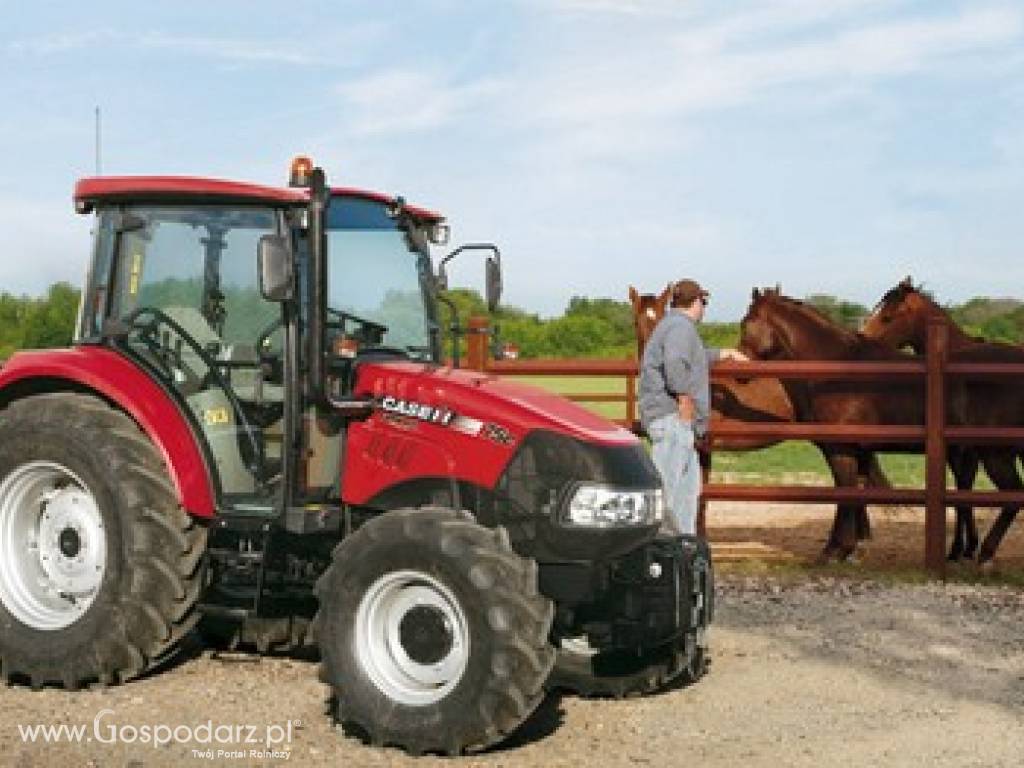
{"left": 862, "top": 278, "right": 1024, "bottom": 563}
{"left": 628, "top": 285, "right": 672, "bottom": 362}
{"left": 740, "top": 288, "right": 927, "bottom": 560}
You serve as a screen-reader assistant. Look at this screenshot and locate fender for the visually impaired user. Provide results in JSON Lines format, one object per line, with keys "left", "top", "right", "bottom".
{"left": 0, "top": 346, "right": 216, "bottom": 517}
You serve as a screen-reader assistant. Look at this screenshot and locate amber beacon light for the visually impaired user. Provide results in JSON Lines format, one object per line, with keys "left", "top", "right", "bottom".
{"left": 289, "top": 155, "right": 314, "bottom": 188}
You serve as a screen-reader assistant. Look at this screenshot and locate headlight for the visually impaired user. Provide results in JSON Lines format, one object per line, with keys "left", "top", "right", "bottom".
{"left": 564, "top": 485, "right": 664, "bottom": 527}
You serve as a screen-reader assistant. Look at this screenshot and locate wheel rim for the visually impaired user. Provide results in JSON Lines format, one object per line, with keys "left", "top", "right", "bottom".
{"left": 0, "top": 461, "right": 107, "bottom": 631}
{"left": 355, "top": 570, "right": 470, "bottom": 706}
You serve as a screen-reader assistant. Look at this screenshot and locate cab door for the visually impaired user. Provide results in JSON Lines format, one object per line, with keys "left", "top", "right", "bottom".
{"left": 83, "top": 203, "right": 289, "bottom": 512}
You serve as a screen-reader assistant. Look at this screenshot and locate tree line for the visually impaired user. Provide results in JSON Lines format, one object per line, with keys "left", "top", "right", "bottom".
{"left": 0, "top": 283, "right": 80, "bottom": 358}
{"left": 440, "top": 289, "right": 1024, "bottom": 359}
{"left": 5, "top": 282, "right": 1024, "bottom": 361}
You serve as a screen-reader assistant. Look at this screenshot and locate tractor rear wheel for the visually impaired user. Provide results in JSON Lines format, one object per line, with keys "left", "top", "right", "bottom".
{"left": 0, "top": 393, "right": 206, "bottom": 689}
{"left": 314, "top": 508, "right": 555, "bottom": 756}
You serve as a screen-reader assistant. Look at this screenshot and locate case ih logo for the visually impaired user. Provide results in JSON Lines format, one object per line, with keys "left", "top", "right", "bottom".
{"left": 380, "top": 396, "right": 455, "bottom": 426}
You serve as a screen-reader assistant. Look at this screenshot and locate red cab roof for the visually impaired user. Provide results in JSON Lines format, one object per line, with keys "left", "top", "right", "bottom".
{"left": 73, "top": 176, "right": 444, "bottom": 222}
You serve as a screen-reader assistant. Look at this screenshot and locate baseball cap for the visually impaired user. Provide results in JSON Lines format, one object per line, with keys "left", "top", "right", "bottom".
{"left": 672, "top": 279, "right": 710, "bottom": 307}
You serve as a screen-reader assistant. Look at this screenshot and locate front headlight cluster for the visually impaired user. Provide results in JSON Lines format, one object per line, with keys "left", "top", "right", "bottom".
{"left": 565, "top": 485, "right": 664, "bottom": 528}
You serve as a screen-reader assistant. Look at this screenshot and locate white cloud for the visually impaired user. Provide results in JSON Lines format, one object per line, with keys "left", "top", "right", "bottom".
{"left": 6, "top": 30, "right": 114, "bottom": 56}
{"left": 526, "top": 6, "right": 1022, "bottom": 129}
{"left": 4, "top": 27, "right": 378, "bottom": 67}
{"left": 335, "top": 69, "right": 505, "bottom": 137}
{"left": 543, "top": 0, "right": 694, "bottom": 18}
{"left": 136, "top": 33, "right": 314, "bottom": 66}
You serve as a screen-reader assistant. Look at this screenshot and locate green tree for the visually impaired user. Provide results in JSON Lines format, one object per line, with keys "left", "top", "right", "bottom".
{"left": 539, "top": 315, "right": 615, "bottom": 358}
{"left": 699, "top": 322, "right": 741, "bottom": 349}
{"left": 804, "top": 293, "right": 868, "bottom": 329}
{"left": 20, "top": 283, "right": 81, "bottom": 350}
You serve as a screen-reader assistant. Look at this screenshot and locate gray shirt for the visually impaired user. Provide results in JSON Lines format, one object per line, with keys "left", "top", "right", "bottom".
{"left": 638, "top": 311, "right": 720, "bottom": 435}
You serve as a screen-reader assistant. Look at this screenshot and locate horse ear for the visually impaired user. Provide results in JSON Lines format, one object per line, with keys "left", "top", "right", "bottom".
{"left": 628, "top": 285, "right": 639, "bottom": 308}
{"left": 899, "top": 275, "right": 913, "bottom": 289}
{"left": 657, "top": 283, "right": 672, "bottom": 305}
{"left": 752, "top": 287, "right": 761, "bottom": 300}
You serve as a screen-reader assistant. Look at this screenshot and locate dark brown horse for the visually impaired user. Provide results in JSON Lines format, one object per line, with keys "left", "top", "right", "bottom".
{"left": 862, "top": 278, "right": 1024, "bottom": 563}
{"left": 740, "top": 289, "right": 926, "bottom": 560}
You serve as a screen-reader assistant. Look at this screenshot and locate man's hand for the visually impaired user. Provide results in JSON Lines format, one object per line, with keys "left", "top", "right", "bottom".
{"left": 719, "top": 348, "right": 750, "bottom": 362}
{"left": 677, "top": 394, "right": 695, "bottom": 422}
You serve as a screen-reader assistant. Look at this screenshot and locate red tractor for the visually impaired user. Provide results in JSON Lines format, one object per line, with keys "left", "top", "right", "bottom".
{"left": 0, "top": 159, "right": 712, "bottom": 755}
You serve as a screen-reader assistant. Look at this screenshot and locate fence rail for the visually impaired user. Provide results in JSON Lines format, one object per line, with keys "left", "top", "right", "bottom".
{"left": 462, "top": 315, "right": 1024, "bottom": 575}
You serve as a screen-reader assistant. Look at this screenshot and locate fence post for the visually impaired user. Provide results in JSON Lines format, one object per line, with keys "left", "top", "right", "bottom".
{"left": 466, "top": 315, "right": 491, "bottom": 372}
{"left": 625, "top": 372, "right": 637, "bottom": 433}
{"left": 925, "top": 317, "right": 948, "bottom": 577}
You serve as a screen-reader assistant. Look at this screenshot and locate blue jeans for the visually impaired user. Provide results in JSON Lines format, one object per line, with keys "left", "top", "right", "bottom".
{"left": 648, "top": 413, "right": 701, "bottom": 536}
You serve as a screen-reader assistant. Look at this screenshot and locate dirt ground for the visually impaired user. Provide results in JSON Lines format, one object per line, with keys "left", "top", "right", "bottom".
{"left": 0, "top": 505, "right": 1021, "bottom": 768}
{"left": 707, "top": 499, "right": 1024, "bottom": 572}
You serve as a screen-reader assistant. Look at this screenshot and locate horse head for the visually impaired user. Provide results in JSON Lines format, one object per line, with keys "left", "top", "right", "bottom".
{"left": 739, "top": 287, "right": 788, "bottom": 360}
{"left": 862, "top": 276, "right": 935, "bottom": 352}
{"left": 741, "top": 287, "right": 852, "bottom": 361}
{"left": 628, "top": 284, "right": 671, "bottom": 357}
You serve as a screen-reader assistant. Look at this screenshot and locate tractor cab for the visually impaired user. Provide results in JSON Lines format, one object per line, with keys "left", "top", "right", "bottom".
{"left": 72, "top": 166, "right": 464, "bottom": 518}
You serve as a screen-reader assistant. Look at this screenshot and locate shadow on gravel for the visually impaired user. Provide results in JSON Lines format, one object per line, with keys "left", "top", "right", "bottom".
{"left": 140, "top": 627, "right": 321, "bottom": 686}
{"left": 136, "top": 632, "right": 207, "bottom": 683}
{"left": 331, "top": 691, "right": 567, "bottom": 757}
{"left": 714, "top": 577, "right": 1024, "bottom": 715}
{"left": 488, "top": 691, "right": 567, "bottom": 753}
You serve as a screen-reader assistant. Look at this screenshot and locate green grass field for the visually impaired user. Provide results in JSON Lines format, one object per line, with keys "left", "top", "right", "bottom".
{"left": 508, "top": 373, "right": 990, "bottom": 489}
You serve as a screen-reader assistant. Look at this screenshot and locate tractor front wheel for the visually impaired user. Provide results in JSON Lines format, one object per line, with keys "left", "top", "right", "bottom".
{"left": 314, "top": 508, "right": 555, "bottom": 756}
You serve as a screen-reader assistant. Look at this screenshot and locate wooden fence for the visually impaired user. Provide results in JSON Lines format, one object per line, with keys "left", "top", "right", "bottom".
{"left": 463, "top": 316, "right": 1024, "bottom": 575}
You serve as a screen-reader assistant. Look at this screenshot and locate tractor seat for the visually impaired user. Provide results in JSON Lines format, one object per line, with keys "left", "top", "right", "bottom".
{"left": 219, "top": 343, "right": 284, "bottom": 404}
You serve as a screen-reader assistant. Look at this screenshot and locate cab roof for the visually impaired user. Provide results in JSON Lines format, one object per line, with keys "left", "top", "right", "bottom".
{"left": 73, "top": 176, "right": 444, "bottom": 222}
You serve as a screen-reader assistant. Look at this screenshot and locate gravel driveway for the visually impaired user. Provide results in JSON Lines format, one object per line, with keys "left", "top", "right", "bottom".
{"left": 1, "top": 573, "right": 1020, "bottom": 768}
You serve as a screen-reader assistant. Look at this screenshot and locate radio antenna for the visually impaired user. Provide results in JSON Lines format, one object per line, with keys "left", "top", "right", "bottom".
{"left": 94, "top": 106, "right": 102, "bottom": 175}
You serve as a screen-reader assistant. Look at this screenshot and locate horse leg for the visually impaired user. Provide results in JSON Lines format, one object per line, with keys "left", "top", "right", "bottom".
{"left": 947, "top": 447, "right": 980, "bottom": 561}
{"left": 818, "top": 508, "right": 859, "bottom": 564}
{"left": 820, "top": 450, "right": 861, "bottom": 562}
{"left": 854, "top": 450, "right": 878, "bottom": 541}
{"left": 976, "top": 449, "right": 1022, "bottom": 565}
{"left": 865, "top": 452, "right": 891, "bottom": 490}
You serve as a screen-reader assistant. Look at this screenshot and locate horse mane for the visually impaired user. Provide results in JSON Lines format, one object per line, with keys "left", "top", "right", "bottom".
{"left": 875, "top": 277, "right": 935, "bottom": 311}
{"left": 764, "top": 292, "right": 858, "bottom": 343}
{"left": 759, "top": 290, "right": 906, "bottom": 360}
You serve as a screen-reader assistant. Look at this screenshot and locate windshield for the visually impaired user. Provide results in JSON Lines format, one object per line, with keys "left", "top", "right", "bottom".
{"left": 325, "top": 196, "right": 435, "bottom": 360}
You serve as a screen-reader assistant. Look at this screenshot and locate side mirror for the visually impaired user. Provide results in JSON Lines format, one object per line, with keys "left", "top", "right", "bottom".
{"left": 485, "top": 256, "right": 502, "bottom": 312}
{"left": 436, "top": 262, "right": 449, "bottom": 291}
{"left": 258, "top": 235, "right": 294, "bottom": 302}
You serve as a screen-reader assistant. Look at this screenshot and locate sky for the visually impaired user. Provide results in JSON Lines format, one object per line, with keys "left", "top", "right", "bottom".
{"left": 1, "top": 0, "right": 1022, "bottom": 321}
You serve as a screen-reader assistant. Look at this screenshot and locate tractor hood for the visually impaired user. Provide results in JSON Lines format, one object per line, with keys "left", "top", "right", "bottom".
{"left": 344, "top": 359, "right": 663, "bottom": 563}
{"left": 352, "top": 360, "right": 638, "bottom": 448}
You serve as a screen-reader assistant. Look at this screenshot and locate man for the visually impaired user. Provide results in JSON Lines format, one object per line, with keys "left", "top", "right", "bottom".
{"left": 639, "top": 279, "right": 748, "bottom": 536}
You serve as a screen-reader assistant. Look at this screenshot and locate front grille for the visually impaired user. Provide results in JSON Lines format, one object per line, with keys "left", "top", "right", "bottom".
{"left": 570, "top": 535, "right": 713, "bottom": 651}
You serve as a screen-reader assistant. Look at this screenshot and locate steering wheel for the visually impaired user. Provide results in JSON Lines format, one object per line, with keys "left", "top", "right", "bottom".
{"left": 325, "top": 308, "right": 411, "bottom": 359}
{"left": 327, "top": 308, "right": 388, "bottom": 340}
{"left": 122, "top": 307, "right": 206, "bottom": 387}
{"left": 120, "top": 307, "right": 265, "bottom": 475}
